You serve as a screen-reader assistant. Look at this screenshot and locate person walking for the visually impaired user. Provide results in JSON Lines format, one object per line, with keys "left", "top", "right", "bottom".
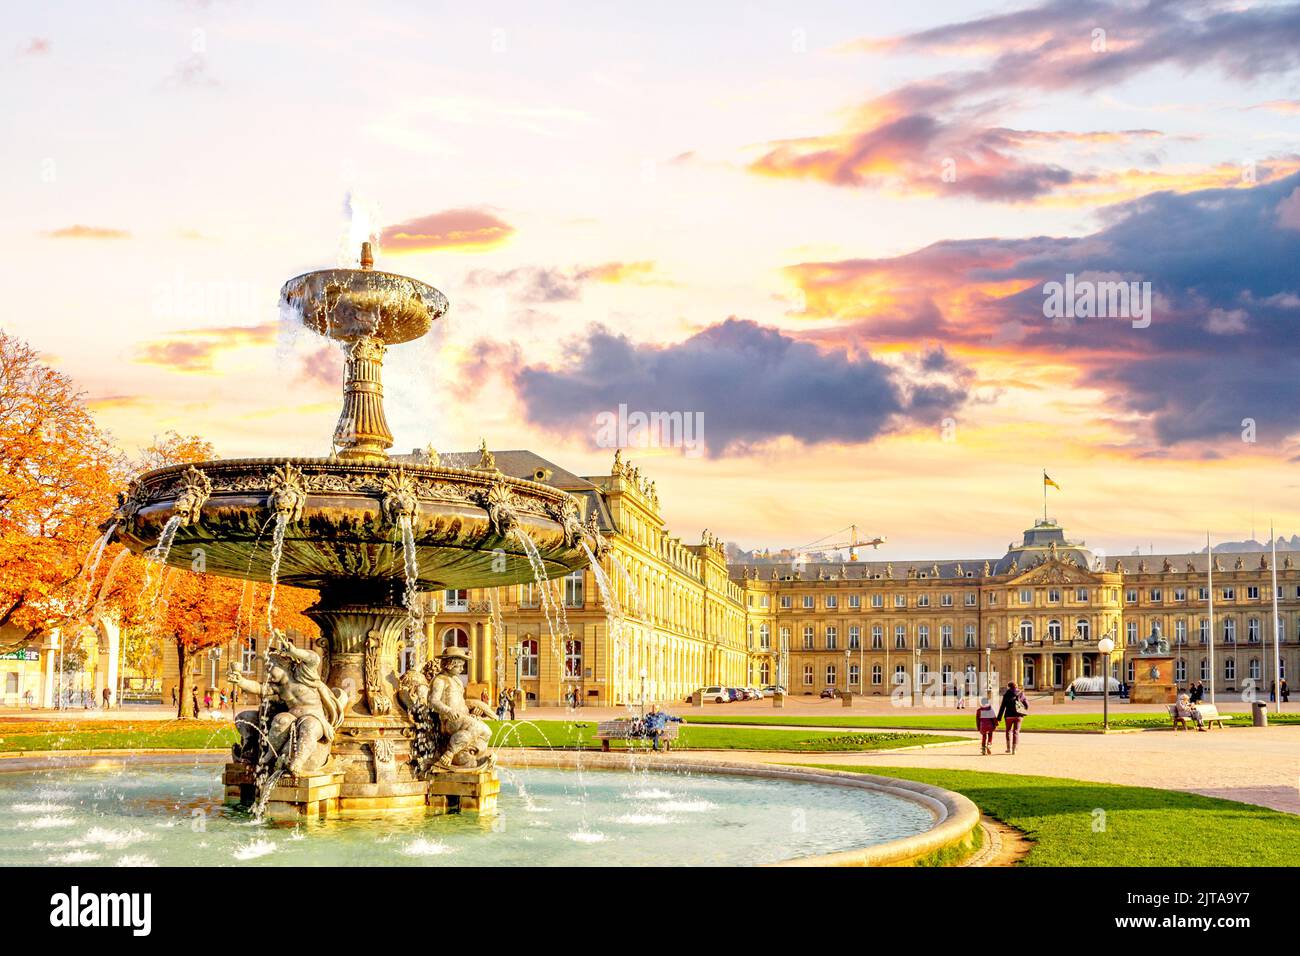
{"left": 1282, "top": 678, "right": 1290, "bottom": 703}
{"left": 507, "top": 687, "right": 517, "bottom": 721}
{"left": 190, "top": 687, "right": 200, "bottom": 719}
{"left": 995, "top": 681, "right": 1029, "bottom": 754}
{"left": 102, "top": 686, "right": 113, "bottom": 710}
{"left": 975, "top": 696, "right": 998, "bottom": 755}
{"left": 171, "top": 686, "right": 178, "bottom": 708}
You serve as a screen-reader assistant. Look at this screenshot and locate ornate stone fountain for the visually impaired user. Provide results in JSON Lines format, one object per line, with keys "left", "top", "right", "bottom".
{"left": 108, "top": 243, "right": 598, "bottom": 819}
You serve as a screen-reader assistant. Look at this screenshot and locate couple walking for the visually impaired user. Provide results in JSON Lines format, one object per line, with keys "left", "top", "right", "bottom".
{"left": 975, "top": 681, "right": 1029, "bottom": 755}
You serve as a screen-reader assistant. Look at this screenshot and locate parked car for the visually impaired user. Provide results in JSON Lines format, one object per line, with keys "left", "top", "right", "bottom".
{"left": 762, "top": 685, "right": 786, "bottom": 696}
{"left": 697, "top": 686, "right": 729, "bottom": 704}
{"left": 750, "top": 687, "right": 765, "bottom": 699}
{"left": 819, "top": 687, "right": 838, "bottom": 699}
{"left": 726, "top": 687, "right": 743, "bottom": 702}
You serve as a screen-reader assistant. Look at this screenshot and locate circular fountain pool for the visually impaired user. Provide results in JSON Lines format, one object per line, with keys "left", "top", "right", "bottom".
{"left": 0, "top": 762, "right": 936, "bottom": 867}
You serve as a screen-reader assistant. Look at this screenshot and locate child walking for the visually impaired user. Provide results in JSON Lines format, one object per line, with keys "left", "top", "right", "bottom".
{"left": 976, "top": 696, "right": 998, "bottom": 755}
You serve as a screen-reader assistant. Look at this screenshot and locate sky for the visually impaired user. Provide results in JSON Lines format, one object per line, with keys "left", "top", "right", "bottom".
{"left": 4, "top": 0, "right": 1300, "bottom": 561}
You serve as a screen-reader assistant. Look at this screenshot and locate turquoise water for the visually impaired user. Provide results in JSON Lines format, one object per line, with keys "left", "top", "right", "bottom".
{"left": 0, "top": 762, "right": 933, "bottom": 866}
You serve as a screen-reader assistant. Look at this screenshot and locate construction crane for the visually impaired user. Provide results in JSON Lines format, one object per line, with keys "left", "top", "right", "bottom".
{"left": 794, "top": 524, "right": 886, "bottom": 562}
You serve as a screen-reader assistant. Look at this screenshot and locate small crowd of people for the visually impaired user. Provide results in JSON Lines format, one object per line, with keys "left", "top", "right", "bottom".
{"left": 170, "top": 684, "right": 241, "bottom": 718}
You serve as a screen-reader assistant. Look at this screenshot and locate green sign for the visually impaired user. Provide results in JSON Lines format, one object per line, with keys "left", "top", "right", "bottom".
{"left": 0, "top": 649, "right": 38, "bottom": 662}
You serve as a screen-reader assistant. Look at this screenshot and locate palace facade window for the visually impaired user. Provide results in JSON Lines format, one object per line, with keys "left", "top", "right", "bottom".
{"left": 1047, "top": 619, "right": 1062, "bottom": 642}
{"left": 872, "top": 663, "right": 882, "bottom": 685}
{"left": 965, "top": 624, "right": 977, "bottom": 648}
{"left": 521, "top": 639, "right": 539, "bottom": 678}
{"left": 1076, "top": 618, "right": 1090, "bottom": 641}
{"left": 941, "top": 624, "right": 953, "bottom": 649}
{"left": 563, "top": 571, "right": 584, "bottom": 609}
{"left": 871, "top": 625, "right": 883, "bottom": 649}
{"left": 895, "top": 626, "right": 907, "bottom": 649}
{"left": 564, "top": 640, "right": 583, "bottom": 678}
{"left": 1019, "top": 619, "right": 1034, "bottom": 642}
{"left": 825, "top": 626, "right": 838, "bottom": 650}
{"left": 444, "top": 589, "right": 468, "bottom": 611}
{"left": 803, "top": 626, "right": 814, "bottom": 650}
{"left": 803, "top": 665, "right": 813, "bottom": 686}
{"left": 848, "top": 626, "right": 861, "bottom": 650}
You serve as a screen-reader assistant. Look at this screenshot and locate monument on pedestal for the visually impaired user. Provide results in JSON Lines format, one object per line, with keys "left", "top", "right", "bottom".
{"left": 1129, "top": 622, "right": 1176, "bottom": 704}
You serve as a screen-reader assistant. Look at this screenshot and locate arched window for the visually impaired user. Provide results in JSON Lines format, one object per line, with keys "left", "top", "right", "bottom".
{"left": 1019, "top": 619, "right": 1034, "bottom": 642}
{"left": 918, "top": 625, "right": 930, "bottom": 649}
{"left": 759, "top": 623, "right": 770, "bottom": 649}
{"left": 760, "top": 661, "right": 771, "bottom": 683}
{"left": 893, "top": 663, "right": 906, "bottom": 684}
{"left": 941, "top": 625, "right": 953, "bottom": 648}
{"left": 1249, "top": 658, "right": 1261, "bottom": 680}
{"left": 872, "top": 663, "right": 882, "bottom": 685}
{"left": 442, "top": 627, "right": 470, "bottom": 649}
{"left": 1175, "top": 658, "right": 1186, "bottom": 682}
{"left": 1224, "top": 619, "right": 1236, "bottom": 644}
{"left": 520, "top": 639, "right": 539, "bottom": 678}
{"left": 1047, "top": 619, "right": 1062, "bottom": 642}
{"left": 825, "top": 626, "right": 838, "bottom": 650}
{"left": 1224, "top": 658, "right": 1236, "bottom": 681}
{"left": 1248, "top": 618, "right": 1260, "bottom": 643}
{"left": 565, "top": 640, "right": 583, "bottom": 678}
{"left": 1075, "top": 618, "right": 1090, "bottom": 641}
{"left": 894, "top": 625, "right": 907, "bottom": 649}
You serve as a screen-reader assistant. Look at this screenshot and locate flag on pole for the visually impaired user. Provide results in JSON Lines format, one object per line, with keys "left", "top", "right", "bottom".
{"left": 1043, "top": 472, "right": 1061, "bottom": 491}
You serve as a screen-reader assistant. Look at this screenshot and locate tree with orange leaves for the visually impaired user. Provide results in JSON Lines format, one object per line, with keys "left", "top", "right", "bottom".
{"left": 0, "top": 331, "right": 124, "bottom": 646}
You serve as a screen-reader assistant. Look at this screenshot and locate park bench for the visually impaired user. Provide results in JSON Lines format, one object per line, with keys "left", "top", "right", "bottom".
{"left": 593, "top": 718, "right": 681, "bottom": 752}
{"left": 1167, "top": 702, "right": 1227, "bottom": 730}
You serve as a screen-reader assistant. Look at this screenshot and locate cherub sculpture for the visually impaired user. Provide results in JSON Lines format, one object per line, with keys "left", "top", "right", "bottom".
{"left": 228, "top": 630, "right": 347, "bottom": 777}
{"left": 426, "top": 646, "right": 496, "bottom": 771}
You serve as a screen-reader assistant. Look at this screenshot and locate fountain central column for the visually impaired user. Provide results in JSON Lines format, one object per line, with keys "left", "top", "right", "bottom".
{"left": 301, "top": 586, "right": 428, "bottom": 815}
{"left": 334, "top": 335, "right": 393, "bottom": 461}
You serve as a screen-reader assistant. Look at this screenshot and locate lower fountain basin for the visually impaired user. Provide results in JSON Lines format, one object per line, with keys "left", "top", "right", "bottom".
{"left": 0, "top": 760, "right": 936, "bottom": 867}
{"left": 111, "top": 457, "right": 591, "bottom": 590}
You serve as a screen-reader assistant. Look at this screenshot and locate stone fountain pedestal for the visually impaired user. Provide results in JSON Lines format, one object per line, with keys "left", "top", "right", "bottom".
{"left": 223, "top": 759, "right": 501, "bottom": 821}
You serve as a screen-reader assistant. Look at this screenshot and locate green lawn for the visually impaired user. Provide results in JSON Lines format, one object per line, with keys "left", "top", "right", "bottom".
{"left": 0, "top": 717, "right": 958, "bottom": 755}
{"left": 0, "top": 720, "right": 237, "bottom": 752}
{"left": 487, "top": 720, "right": 963, "bottom": 752}
{"left": 686, "top": 711, "right": 1300, "bottom": 733}
{"left": 812, "top": 764, "right": 1300, "bottom": 866}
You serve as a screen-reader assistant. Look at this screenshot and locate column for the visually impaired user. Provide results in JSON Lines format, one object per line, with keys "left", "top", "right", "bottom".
{"left": 41, "top": 628, "right": 60, "bottom": 708}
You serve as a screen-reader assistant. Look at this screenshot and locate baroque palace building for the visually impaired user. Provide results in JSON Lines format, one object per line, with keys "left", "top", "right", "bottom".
{"left": 404, "top": 451, "right": 1300, "bottom": 707}
{"left": 7, "top": 451, "right": 1295, "bottom": 710}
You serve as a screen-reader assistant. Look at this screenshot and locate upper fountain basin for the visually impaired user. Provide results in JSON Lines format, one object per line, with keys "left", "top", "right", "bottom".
{"left": 110, "top": 458, "right": 592, "bottom": 593}
{"left": 279, "top": 267, "right": 449, "bottom": 345}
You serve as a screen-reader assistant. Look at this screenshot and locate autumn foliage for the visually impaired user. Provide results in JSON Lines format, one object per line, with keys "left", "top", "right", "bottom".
{"left": 1, "top": 331, "right": 316, "bottom": 717}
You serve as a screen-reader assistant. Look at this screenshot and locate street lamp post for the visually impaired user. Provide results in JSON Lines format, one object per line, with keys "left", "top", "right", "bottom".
{"left": 1098, "top": 635, "right": 1115, "bottom": 732}
{"left": 639, "top": 667, "right": 648, "bottom": 718}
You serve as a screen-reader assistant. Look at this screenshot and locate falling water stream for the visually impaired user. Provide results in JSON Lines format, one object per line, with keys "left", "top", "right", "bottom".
{"left": 398, "top": 515, "right": 422, "bottom": 667}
